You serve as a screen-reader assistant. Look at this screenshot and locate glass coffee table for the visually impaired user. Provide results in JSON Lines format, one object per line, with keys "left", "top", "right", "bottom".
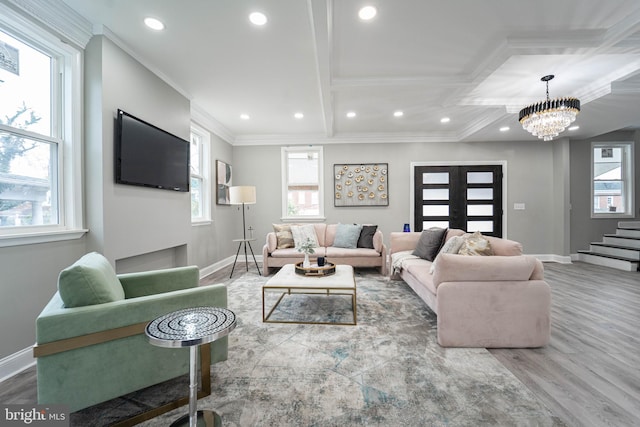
{"left": 146, "top": 306, "right": 236, "bottom": 427}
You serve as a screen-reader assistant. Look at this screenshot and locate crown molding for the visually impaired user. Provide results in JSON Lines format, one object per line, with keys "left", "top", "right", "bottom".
{"left": 4, "top": 0, "right": 93, "bottom": 48}
{"left": 233, "top": 131, "right": 460, "bottom": 146}
{"left": 191, "top": 103, "right": 235, "bottom": 144}
{"left": 95, "top": 25, "right": 193, "bottom": 103}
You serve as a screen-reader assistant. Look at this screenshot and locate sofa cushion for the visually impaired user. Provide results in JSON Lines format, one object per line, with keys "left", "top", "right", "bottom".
{"left": 432, "top": 254, "right": 538, "bottom": 289}
{"left": 458, "top": 231, "right": 493, "bottom": 256}
{"left": 405, "top": 261, "right": 438, "bottom": 295}
{"left": 58, "top": 252, "right": 125, "bottom": 308}
{"left": 271, "top": 248, "right": 326, "bottom": 258}
{"left": 356, "top": 225, "right": 377, "bottom": 249}
{"left": 273, "top": 224, "right": 295, "bottom": 249}
{"left": 413, "top": 227, "right": 448, "bottom": 261}
{"left": 290, "top": 224, "right": 319, "bottom": 248}
{"left": 325, "top": 247, "right": 380, "bottom": 258}
{"left": 333, "top": 223, "right": 363, "bottom": 249}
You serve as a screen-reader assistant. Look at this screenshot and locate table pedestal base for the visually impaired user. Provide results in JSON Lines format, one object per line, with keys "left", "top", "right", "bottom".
{"left": 170, "top": 410, "right": 221, "bottom": 427}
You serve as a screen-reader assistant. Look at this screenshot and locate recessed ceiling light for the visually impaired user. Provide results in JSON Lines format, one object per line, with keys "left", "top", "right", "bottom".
{"left": 294, "top": 112, "right": 304, "bottom": 119}
{"left": 240, "top": 114, "right": 250, "bottom": 120}
{"left": 249, "top": 12, "right": 267, "bottom": 26}
{"left": 500, "top": 126, "right": 510, "bottom": 132}
{"left": 393, "top": 111, "right": 404, "bottom": 117}
{"left": 358, "top": 6, "right": 377, "bottom": 20}
{"left": 568, "top": 125, "right": 579, "bottom": 131}
{"left": 440, "top": 117, "right": 450, "bottom": 123}
{"left": 144, "top": 17, "right": 165, "bottom": 31}
{"left": 346, "top": 111, "right": 356, "bottom": 118}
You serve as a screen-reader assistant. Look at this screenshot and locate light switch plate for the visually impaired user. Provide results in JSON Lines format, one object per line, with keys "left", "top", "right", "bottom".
{"left": 514, "top": 203, "right": 526, "bottom": 210}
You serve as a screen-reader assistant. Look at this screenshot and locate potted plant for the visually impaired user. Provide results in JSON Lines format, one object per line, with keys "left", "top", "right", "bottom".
{"left": 297, "top": 238, "right": 316, "bottom": 268}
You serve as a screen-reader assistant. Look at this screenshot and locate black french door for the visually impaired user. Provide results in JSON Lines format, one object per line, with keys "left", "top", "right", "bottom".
{"left": 413, "top": 165, "right": 503, "bottom": 237}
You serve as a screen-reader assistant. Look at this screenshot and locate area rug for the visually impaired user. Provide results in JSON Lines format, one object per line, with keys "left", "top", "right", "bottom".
{"left": 74, "top": 270, "right": 564, "bottom": 426}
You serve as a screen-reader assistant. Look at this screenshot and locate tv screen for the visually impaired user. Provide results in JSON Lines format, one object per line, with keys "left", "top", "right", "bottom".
{"left": 115, "top": 109, "right": 190, "bottom": 192}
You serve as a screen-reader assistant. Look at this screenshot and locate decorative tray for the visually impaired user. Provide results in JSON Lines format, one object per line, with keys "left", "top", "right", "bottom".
{"left": 295, "top": 262, "right": 336, "bottom": 277}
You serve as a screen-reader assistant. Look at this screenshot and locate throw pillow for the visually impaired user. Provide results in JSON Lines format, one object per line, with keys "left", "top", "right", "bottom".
{"left": 429, "top": 235, "right": 466, "bottom": 274}
{"left": 273, "top": 224, "right": 295, "bottom": 249}
{"left": 458, "top": 231, "right": 494, "bottom": 256}
{"left": 58, "top": 252, "right": 125, "bottom": 308}
{"left": 333, "top": 223, "right": 363, "bottom": 249}
{"left": 356, "top": 224, "right": 378, "bottom": 249}
{"left": 412, "top": 227, "right": 448, "bottom": 261}
{"left": 291, "top": 224, "right": 319, "bottom": 249}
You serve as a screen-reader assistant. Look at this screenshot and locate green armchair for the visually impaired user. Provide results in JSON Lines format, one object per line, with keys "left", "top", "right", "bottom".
{"left": 34, "top": 252, "right": 228, "bottom": 415}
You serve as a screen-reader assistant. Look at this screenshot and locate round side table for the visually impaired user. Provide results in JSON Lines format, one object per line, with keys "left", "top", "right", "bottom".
{"left": 146, "top": 307, "right": 237, "bottom": 427}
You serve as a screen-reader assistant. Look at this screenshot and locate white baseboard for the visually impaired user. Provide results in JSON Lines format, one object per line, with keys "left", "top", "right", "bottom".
{"left": 199, "top": 255, "right": 264, "bottom": 280}
{"left": 0, "top": 346, "right": 35, "bottom": 383}
{"left": 531, "top": 254, "right": 573, "bottom": 264}
{"left": 199, "top": 255, "right": 235, "bottom": 279}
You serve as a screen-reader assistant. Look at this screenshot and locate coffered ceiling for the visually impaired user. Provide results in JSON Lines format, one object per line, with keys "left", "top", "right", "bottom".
{"left": 58, "top": 0, "right": 640, "bottom": 145}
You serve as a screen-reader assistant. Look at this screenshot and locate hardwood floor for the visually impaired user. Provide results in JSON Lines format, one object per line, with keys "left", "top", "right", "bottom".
{"left": 1, "top": 262, "right": 638, "bottom": 426}
{"left": 490, "top": 262, "right": 640, "bottom": 427}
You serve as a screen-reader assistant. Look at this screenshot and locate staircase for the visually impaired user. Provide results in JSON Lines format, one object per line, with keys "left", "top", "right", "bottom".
{"left": 577, "top": 221, "right": 640, "bottom": 271}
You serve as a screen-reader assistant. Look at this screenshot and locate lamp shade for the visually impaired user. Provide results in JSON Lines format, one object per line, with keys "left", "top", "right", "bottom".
{"left": 229, "top": 186, "right": 256, "bottom": 204}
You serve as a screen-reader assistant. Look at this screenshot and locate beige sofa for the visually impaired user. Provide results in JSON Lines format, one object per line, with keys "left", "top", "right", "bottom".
{"left": 390, "top": 229, "right": 550, "bottom": 348}
{"left": 263, "top": 224, "right": 387, "bottom": 276}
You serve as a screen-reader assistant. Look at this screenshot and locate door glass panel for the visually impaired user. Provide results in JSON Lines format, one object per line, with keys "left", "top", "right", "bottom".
{"left": 423, "top": 220, "right": 449, "bottom": 229}
{"left": 467, "top": 204, "right": 493, "bottom": 216}
{"left": 422, "top": 173, "right": 448, "bottom": 184}
{"left": 423, "top": 205, "right": 449, "bottom": 216}
{"left": 467, "top": 188, "right": 493, "bottom": 200}
{"left": 467, "top": 221, "right": 493, "bottom": 232}
{"left": 423, "top": 188, "right": 449, "bottom": 200}
{"left": 467, "top": 172, "right": 493, "bottom": 184}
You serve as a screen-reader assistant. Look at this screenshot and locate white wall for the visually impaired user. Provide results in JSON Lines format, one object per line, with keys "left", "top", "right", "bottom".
{"left": 85, "top": 36, "right": 191, "bottom": 269}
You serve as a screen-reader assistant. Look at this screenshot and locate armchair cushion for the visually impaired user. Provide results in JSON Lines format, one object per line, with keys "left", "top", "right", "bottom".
{"left": 57, "top": 252, "right": 125, "bottom": 308}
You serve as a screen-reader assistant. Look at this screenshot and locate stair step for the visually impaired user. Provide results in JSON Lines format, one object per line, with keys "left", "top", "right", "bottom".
{"left": 616, "top": 228, "right": 640, "bottom": 238}
{"left": 577, "top": 251, "right": 639, "bottom": 272}
{"left": 603, "top": 235, "right": 640, "bottom": 249}
{"left": 589, "top": 243, "right": 640, "bottom": 260}
{"left": 618, "top": 221, "right": 640, "bottom": 229}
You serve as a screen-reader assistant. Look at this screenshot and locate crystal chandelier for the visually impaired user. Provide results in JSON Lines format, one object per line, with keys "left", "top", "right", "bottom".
{"left": 518, "top": 75, "right": 580, "bottom": 141}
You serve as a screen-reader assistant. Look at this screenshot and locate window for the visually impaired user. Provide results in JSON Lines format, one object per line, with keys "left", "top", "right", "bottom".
{"left": 591, "top": 142, "right": 635, "bottom": 218}
{"left": 281, "top": 146, "right": 324, "bottom": 220}
{"left": 0, "top": 10, "right": 83, "bottom": 246}
{"left": 190, "top": 123, "right": 210, "bottom": 223}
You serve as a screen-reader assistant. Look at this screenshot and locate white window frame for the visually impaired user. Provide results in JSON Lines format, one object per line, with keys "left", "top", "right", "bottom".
{"left": 281, "top": 146, "right": 325, "bottom": 221}
{"left": 0, "top": 5, "right": 85, "bottom": 247}
{"left": 590, "top": 141, "right": 635, "bottom": 219}
{"left": 190, "top": 122, "right": 211, "bottom": 224}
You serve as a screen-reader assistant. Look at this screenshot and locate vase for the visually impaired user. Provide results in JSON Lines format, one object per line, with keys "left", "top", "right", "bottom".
{"left": 303, "top": 253, "right": 311, "bottom": 268}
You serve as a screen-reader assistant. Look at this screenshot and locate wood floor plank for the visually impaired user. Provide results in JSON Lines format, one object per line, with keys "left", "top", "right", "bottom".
{"left": 490, "top": 261, "right": 640, "bottom": 426}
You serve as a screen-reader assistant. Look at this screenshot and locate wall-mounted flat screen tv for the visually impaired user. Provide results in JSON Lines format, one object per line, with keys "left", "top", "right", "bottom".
{"left": 115, "top": 109, "right": 190, "bottom": 192}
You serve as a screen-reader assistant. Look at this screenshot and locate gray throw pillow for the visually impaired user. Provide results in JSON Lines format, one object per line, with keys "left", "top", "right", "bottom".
{"left": 357, "top": 225, "right": 377, "bottom": 249}
{"left": 412, "top": 227, "right": 448, "bottom": 261}
{"left": 333, "top": 223, "right": 363, "bottom": 249}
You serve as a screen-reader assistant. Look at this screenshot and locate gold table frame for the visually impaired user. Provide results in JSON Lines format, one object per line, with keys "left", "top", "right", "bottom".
{"left": 262, "top": 264, "right": 357, "bottom": 326}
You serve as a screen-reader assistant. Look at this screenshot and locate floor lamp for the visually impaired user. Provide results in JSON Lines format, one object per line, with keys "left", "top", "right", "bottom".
{"left": 229, "top": 186, "right": 261, "bottom": 278}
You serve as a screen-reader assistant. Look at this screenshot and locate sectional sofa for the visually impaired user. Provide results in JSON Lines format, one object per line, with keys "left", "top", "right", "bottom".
{"left": 390, "top": 229, "right": 551, "bottom": 348}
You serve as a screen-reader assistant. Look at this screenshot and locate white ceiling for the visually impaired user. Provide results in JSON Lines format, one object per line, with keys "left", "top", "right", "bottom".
{"left": 59, "top": 0, "right": 640, "bottom": 145}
